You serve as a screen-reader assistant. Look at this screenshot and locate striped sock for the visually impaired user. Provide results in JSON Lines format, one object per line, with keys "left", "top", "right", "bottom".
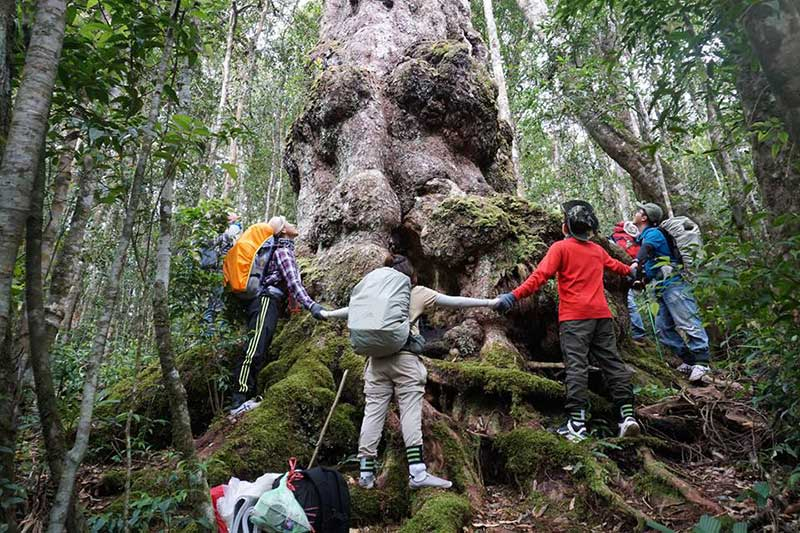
{"left": 406, "top": 445, "right": 423, "bottom": 465}
{"left": 619, "top": 404, "right": 635, "bottom": 420}
{"left": 360, "top": 456, "right": 376, "bottom": 474}
{"left": 570, "top": 410, "right": 587, "bottom": 425}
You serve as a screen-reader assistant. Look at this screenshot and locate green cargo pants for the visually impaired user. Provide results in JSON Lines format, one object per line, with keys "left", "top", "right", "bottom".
{"left": 559, "top": 318, "right": 633, "bottom": 413}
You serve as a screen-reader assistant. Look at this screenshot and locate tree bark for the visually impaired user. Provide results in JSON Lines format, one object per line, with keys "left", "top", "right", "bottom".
{"left": 26, "top": 142, "right": 83, "bottom": 531}
{"left": 0, "top": 0, "right": 14, "bottom": 151}
{"left": 42, "top": 133, "right": 81, "bottom": 275}
{"left": 228, "top": 0, "right": 270, "bottom": 200}
{"left": 152, "top": 55, "right": 216, "bottom": 526}
{"left": 734, "top": 48, "right": 800, "bottom": 236}
{"left": 741, "top": 0, "right": 800, "bottom": 145}
{"left": 578, "top": 110, "right": 691, "bottom": 215}
{"left": 153, "top": 171, "right": 216, "bottom": 526}
{"left": 46, "top": 4, "right": 178, "bottom": 529}
{"left": 0, "top": 0, "right": 67, "bottom": 375}
{"left": 205, "top": 1, "right": 238, "bottom": 198}
{"left": 482, "top": 0, "right": 522, "bottom": 195}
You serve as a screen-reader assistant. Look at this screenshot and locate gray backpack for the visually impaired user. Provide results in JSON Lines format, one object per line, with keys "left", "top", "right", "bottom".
{"left": 659, "top": 216, "right": 704, "bottom": 269}
{"left": 347, "top": 268, "right": 411, "bottom": 358}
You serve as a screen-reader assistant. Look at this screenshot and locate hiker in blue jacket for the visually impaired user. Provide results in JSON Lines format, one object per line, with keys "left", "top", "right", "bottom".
{"left": 632, "top": 202, "right": 710, "bottom": 382}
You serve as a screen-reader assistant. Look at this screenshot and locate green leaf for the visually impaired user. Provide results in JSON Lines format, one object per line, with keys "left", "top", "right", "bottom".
{"left": 732, "top": 522, "right": 748, "bottom": 533}
{"left": 221, "top": 163, "right": 238, "bottom": 179}
{"left": 692, "top": 515, "right": 721, "bottom": 533}
{"left": 645, "top": 520, "right": 677, "bottom": 533}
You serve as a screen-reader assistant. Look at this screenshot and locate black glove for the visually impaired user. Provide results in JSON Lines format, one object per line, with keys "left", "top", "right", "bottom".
{"left": 310, "top": 303, "right": 326, "bottom": 320}
{"left": 494, "top": 293, "right": 517, "bottom": 313}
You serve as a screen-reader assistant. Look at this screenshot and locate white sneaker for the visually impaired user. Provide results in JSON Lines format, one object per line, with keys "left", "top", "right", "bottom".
{"left": 557, "top": 418, "right": 588, "bottom": 443}
{"left": 618, "top": 417, "right": 641, "bottom": 438}
{"left": 676, "top": 363, "right": 693, "bottom": 375}
{"left": 689, "top": 365, "right": 710, "bottom": 383}
{"left": 358, "top": 474, "right": 375, "bottom": 490}
{"left": 409, "top": 472, "right": 452, "bottom": 489}
{"left": 229, "top": 398, "right": 260, "bottom": 417}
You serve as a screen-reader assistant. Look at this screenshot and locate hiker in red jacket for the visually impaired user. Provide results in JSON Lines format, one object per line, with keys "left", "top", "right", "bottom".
{"left": 610, "top": 220, "right": 648, "bottom": 343}
{"left": 495, "top": 200, "right": 641, "bottom": 442}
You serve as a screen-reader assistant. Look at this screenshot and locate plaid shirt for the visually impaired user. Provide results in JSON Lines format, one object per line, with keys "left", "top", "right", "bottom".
{"left": 261, "top": 238, "right": 315, "bottom": 309}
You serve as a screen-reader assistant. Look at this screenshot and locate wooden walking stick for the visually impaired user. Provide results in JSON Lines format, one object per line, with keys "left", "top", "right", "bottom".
{"left": 308, "top": 369, "right": 349, "bottom": 469}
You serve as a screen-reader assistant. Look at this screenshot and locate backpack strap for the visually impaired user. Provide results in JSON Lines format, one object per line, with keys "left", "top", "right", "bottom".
{"left": 656, "top": 227, "right": 683, "bottom": 265}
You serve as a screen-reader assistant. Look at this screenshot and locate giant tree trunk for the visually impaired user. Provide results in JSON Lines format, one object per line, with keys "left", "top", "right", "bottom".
{"left": 283, "top": 0, "right": 554, "bottom": 523}
{"left": 741, "top": 0, "right": 800, "bottom": 145}
{"left": 46, "top": 4, "right": 178, "bottom": 529}
{"left": 0, "top": 0, "right": 67, "bottom": 373}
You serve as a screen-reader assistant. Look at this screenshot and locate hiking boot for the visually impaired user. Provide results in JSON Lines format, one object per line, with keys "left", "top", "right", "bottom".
{"left": 228, "top": 392, "right": 246, "bottom": 412}
{"left": 618, "top": 417, "right": 641, "bottom": 438}
{"left": 409, "top": 472, "right": 452, "bottom": 490}
{"left": 676, "top": 363, "right": 693, "bottom": 375}
{"left": 688, "top": 365, "right": 710, "bottom": 383}
{"left": 557, "top": 418, "right": 588, "bottom": 443}
{"left": 358, "top": 473, "right": 375, "bottom": 490}
{"left": 229, "top": 397, "right": 261, "bottom": 417}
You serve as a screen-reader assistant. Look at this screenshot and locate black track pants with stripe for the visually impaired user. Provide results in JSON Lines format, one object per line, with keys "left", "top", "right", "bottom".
{"left": 231, "top": 294, "right": 280, "bottom": 397}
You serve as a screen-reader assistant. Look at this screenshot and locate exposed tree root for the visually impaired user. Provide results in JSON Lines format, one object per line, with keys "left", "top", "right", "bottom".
{"left": 638, "top": 446, "right": 724, "bottom": 514}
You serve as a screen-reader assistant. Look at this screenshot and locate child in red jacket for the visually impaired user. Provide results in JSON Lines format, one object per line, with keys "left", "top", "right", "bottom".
{"left": 496, "top": 201, "right": 641, "bottom": 442}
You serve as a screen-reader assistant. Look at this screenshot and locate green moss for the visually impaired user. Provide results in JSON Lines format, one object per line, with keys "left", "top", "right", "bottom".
{"left": 481, "top": 343, "right": 522, "bottom": 369}
{"left": 622, "top": 342, "right": 675, "bottom": 386}
{"left": 428, "top": 421, "right": 479, "bottom": 493}
{"left": 91, "top": 341, "right": 234, "bottom": 458}
{"left": 209, "top": 315, "right": 359, "bottom": 485}
{"left": 399, "top": 492, "right": 471, "bottom": 533}
{"left": 495, "top": 428, "right": 589, "bottom": 481}
{"left": 429, "top": 360, "right": 564, "bottom": 401}
{"left": 632, "top": 472, "right": 681, "bottom": 501}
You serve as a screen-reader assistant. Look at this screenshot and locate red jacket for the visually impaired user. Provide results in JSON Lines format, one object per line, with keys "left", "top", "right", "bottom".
{"left": 512, "top": 237, "right": 632, "bottom": 322}
{"left": 611, "top": 221, "right": 640, "bottom": 259}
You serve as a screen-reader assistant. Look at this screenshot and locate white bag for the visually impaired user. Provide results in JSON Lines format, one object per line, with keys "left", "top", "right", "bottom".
{"left": 217, "top": 473, "right": 282, "bottom": 529}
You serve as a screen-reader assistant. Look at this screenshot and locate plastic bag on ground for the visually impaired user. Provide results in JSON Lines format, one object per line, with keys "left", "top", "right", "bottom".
{"left": 217, "top": 473, "right": 281, "bottom": 527}
{"left": 251, "top": 474, "right": 312, "bottom": 533}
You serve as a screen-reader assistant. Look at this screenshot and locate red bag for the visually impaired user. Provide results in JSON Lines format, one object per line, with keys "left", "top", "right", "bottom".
{"left": 611, "top": 221, "right": 641, "bottom": 259}
{"left": 210, "top": 484, "right": 229, "bottom": 533}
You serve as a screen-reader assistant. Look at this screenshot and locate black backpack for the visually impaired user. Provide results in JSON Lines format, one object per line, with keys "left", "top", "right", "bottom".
{"left": 272, "top": 467, "right": 350, "bottom": 533}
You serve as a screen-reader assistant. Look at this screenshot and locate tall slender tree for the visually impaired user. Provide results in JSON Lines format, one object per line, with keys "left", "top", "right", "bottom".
{"left": 46, "top": 3, "right": 180, "bottom": 530}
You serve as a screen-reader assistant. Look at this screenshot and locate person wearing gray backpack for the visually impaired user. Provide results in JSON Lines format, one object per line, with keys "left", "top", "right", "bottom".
{"left": 632, "top": 202, "right": 711, "bottom": 383}
{"left": 322, "top": 255, "right": 500, "bottom": 490}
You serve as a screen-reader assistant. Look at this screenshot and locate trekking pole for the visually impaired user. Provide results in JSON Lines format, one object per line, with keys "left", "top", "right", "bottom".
{"left": 308, "top": 369, "right": 349, "bottom": 469}
{"left": 642, "top": 288, "right": 664, "bottom": 361}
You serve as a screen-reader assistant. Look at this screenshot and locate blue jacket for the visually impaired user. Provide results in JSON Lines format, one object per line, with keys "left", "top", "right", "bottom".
{"left": 636, "top": 226, "right": 679, "bottom": 284}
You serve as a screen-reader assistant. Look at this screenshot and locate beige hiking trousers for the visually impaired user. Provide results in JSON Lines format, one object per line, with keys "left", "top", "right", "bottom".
{"left": 358, "top": 352, "right": 427, "bottom": 458}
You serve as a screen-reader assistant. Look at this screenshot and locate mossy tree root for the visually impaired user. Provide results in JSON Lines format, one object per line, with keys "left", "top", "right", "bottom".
{"left": 638, "top": 446, "right": 723, "bottom": 514}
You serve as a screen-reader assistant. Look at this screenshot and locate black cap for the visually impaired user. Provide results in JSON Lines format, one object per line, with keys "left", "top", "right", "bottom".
{"left": 562, "top": 200, "right": 599, "bottom": 242}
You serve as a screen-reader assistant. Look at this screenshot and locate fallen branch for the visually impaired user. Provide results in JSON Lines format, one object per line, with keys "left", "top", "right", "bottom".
{"left": 639, "top": 447, "right": 723, "bottom": 514}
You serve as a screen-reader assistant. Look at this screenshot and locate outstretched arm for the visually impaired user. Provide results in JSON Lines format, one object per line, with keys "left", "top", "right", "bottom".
{"left": 321, "top": 307, "right": 349, "bottom": 320}
{"left": 434, "top": 294, "right": 499, "bottom": 309}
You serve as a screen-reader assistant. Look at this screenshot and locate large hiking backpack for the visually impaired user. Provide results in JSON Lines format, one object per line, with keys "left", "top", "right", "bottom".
{"left": 347, "top": 267, "right": 411, "bottom": 358}
{"left": 658, "top": 216, "right": 704, "bottom": 269}
{"left": 223, "top": 223, "right": 276, "bottom": 299}
{"left": 271, "top": 467, "right": 350, "bottom": 533}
